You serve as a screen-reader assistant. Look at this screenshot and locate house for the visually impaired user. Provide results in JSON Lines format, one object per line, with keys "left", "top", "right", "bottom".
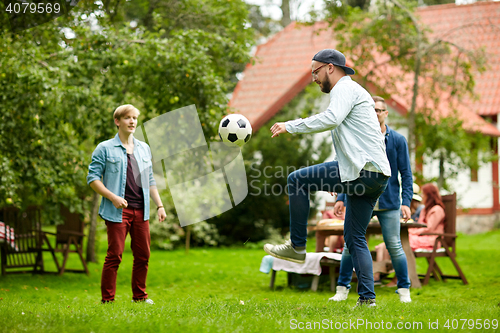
{"left": 229, "top": 1, "right": 500, "bottom": 233}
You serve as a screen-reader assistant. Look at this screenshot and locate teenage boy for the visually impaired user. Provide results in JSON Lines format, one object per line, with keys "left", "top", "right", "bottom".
{"left": 87, "top": 104, "right": 166, "bottom": 304}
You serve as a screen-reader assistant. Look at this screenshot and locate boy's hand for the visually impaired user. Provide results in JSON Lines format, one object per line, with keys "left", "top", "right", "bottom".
{"left": 112, "top": 195, "right": 128, "bottom": 209}
{"left": 157, "top": 207, "right": 167, "bottom": 222}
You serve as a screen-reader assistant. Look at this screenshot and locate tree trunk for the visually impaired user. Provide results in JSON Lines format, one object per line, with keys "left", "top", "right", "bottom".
{"left": 86, "top": 192, "right": 100, "bottom": 263}
{"left": 390, "top": 0, "right": 422, "bottom": 167}
{"left": 408, "top": 46, "right": 421, "bottom": 166}
{"left": 438, "top": 150, "right": 445, "bottom": 189}
{"left": 347, "top": 0, "right": 369, "bottom": 10}
{"left": 143, "top": 0, "right": 159, "bottom": 31}
{"left": 185, "top": 225, "right": 191, "bottom": 255}
{"left": 281, "top": 0, "right": 291, "bottom": 28}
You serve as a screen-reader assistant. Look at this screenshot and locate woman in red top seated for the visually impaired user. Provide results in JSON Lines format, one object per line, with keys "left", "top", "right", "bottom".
{"left": 409, "top": 183, "right": 446, "bottom": 251}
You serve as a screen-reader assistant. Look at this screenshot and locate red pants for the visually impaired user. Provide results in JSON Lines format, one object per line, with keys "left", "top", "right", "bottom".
{"left": 101, "top": 208, "right": 150, "bottom": 302}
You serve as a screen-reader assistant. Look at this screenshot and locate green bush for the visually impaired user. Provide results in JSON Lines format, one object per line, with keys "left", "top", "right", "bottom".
{"left": 149, "top": 210, "right": 220, "bottom": 250}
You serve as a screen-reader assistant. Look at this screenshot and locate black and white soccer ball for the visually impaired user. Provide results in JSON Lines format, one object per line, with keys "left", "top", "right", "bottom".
{"left": 218, "top": 114, "right": 252, "bottom": 147}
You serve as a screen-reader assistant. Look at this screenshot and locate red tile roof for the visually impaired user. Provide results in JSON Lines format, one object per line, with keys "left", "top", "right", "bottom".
{"left": 229, "top": 2, "right": 500, "bottom": 136}
{"left": 418, "top": 1, "right": 500, "bottom": 117}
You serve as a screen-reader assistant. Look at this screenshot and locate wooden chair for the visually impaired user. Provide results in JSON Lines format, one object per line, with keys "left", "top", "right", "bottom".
{"left": 414, "top": 193, "right": 468, "bottom": 285}
{"left": 44, "top": 206, "right": 89, "bottom": 275}
{"left": 0, "top": 206, "right": 58, "bottom": 275}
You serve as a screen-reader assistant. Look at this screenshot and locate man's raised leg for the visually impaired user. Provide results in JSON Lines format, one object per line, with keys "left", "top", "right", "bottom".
{"left": 264, "top": 161, "right": 343, "bottom": 263}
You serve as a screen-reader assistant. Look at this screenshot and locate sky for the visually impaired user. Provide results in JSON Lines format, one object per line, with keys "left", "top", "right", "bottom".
{"left": 244, "top": 0, "right": 326, "bottom": 22}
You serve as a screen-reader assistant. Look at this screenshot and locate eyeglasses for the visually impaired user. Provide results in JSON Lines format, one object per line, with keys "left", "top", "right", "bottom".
{"left": 312, "top": 64, "right": 328, "bottom": 79}
{"left": 375, "top": 108, "right": 386, "bottom": 113}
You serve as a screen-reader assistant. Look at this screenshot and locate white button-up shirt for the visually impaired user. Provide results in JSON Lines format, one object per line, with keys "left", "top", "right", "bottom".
{"left": 285, "top": 76, "right": 391, "bottom": 182}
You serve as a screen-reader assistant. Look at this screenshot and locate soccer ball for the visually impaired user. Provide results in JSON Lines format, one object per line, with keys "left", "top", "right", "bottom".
{"left": 218, "top": 114, "right": 252, "bottom": 147}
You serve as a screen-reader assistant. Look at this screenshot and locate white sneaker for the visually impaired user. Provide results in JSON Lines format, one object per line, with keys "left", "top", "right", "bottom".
{"left": 132, "top": 298, "right": 155, "bottom": 304}
{"left": 328, "top": 286, "right": 349, "bottom": 302}
{"left": 397, "top": 288, "right": 411, "bottom": 303}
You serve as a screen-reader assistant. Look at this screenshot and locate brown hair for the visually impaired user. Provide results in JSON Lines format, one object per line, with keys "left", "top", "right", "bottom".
{"left": 372, "top": 96, "right": 386, "bottom": 108}
{"left": 421, "top": 183, "right": 445, "bottom": 219}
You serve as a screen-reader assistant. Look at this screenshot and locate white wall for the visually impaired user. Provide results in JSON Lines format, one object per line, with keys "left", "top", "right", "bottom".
{"left": 422, "top": 155, "right": 493, "bottom": 209}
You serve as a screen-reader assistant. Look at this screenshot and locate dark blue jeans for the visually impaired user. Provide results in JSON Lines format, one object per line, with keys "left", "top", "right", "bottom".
{"left": 287, "top": 161, "right": 388, "bottom": 300}
{"left": 338, "top": 209, "right": 411, "bottom": 290}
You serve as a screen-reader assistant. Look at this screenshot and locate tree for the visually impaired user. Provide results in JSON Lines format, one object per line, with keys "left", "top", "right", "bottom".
{"left": 247, "top": 4, "right": 282, "bottom": 40}
{"left": 0, "top": 24, "right": 92, "bottom": 221}
{"left": 84, "top": 0, "right": 256, "bottom": 256}
{"left": 415, "top": 108, "right": 493, "bottom": 190}
{"left": 323, "top": 0, "right": 494, "bottom": 188}
{"left": 0, "top": 0, "right": 255, "bottom": 256}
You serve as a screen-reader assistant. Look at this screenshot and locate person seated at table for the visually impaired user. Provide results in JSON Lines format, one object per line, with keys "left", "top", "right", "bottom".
{"left": 321, "top": 202, "right": 345, "bottom": 253}
{"left": 408, "top": 183, "right": 445, "bottom": 251}
{"left": 373, "top": 183, "right": 445, "bottom": 285}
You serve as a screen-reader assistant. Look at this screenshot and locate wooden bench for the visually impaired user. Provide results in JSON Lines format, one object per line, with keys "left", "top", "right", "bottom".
{"left": 0, "top": 206, "right": 58, "bottom": 275}
{"left": 269, "top": 257, "right": 341, "bottom": 291}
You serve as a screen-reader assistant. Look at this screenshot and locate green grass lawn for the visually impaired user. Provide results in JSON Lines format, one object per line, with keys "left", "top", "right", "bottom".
{"left": 1, "top": 229, "right": 500, "bottom": 332}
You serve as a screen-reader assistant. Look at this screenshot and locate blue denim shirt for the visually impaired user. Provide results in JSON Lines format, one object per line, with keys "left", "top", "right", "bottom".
{"left": 87, "top": 133, "right": 156, "bottom": 222}
{"left": 338, "top": 125, "right": 413, "bottom": 209}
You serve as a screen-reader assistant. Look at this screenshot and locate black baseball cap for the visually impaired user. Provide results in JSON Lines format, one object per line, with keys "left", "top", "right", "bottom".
{"left": 312, "top": 49, "right": 355, "bottom": 75}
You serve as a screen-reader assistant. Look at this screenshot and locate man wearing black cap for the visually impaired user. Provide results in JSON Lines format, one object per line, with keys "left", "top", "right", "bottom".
{"left": 265, "top": 49, "right": 391, "bottom": 307}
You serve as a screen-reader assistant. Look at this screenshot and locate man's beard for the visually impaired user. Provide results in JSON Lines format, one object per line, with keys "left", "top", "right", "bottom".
{"left": 321, "top": 75, "right": 332, "bottom": 93}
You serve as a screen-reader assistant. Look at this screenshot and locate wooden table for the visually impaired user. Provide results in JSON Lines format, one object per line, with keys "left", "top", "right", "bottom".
{"left": 313, "top": 221, "right": 426, "bottom": 288}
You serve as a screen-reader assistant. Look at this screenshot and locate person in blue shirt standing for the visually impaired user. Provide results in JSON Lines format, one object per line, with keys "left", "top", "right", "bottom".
{"left": 265, "top": 49, "right": 391, "bottom": 307}
{"left": 330, "top": 96, "right": 413, "bottom": 303}
{"left": 87, "top": 104, "right": 166, "bottom": 304}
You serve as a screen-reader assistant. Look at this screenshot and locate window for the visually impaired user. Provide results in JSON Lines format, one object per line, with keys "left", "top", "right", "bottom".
{"left": 471, "top": 168, "right": 478, "bottom": 182}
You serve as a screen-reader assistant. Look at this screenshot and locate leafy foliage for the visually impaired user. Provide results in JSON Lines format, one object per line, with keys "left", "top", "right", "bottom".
{"left": 0, "top": 1, "right": 254, "bottom": 220}
{"left": 149, "top": 213, "right": 220, "bottom": 250}
{"left": 415, "top": 111, "right": 494, "bottom": 189}
{"left": 0, "top": 27, "right": 90, "bottom": 219}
